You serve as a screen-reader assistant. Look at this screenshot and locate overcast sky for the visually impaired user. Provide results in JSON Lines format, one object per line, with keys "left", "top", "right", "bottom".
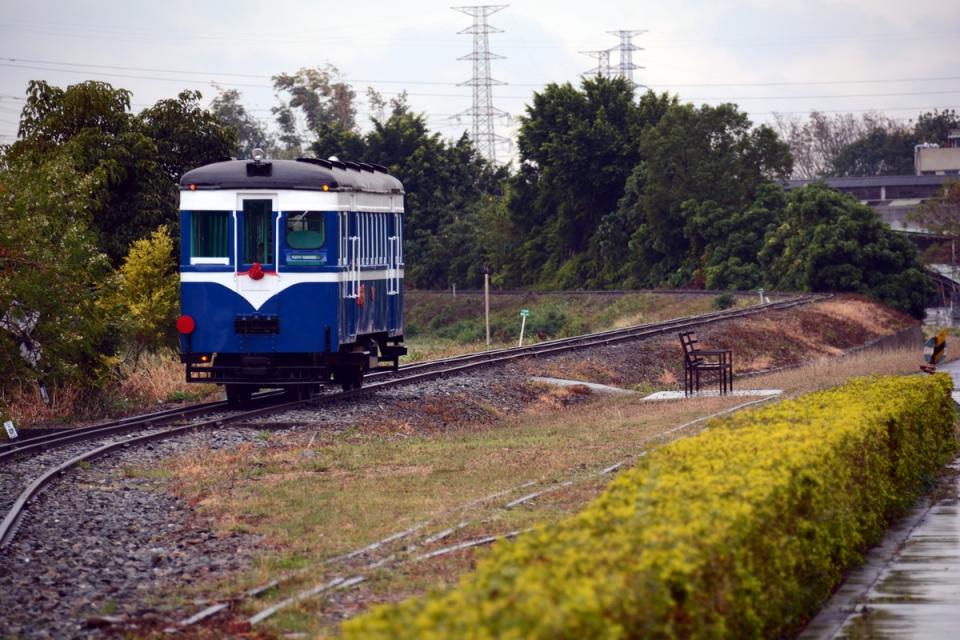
{"left": 1, "top": 0, "right": 958, "bottom": 159}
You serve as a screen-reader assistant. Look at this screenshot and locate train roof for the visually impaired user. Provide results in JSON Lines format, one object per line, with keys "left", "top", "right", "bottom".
{"left": 179, "top": 158, "right": 404, "bottom": 194}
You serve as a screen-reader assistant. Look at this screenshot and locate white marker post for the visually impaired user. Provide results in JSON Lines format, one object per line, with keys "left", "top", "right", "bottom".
{"left": 3, "top": 420, "right": 17, "bottom": 440}
{"left": 484, "top": 268, "right": 491, "bottom": 347}
{"left": 518, "top": 309, "right": 529, "bottom": 347}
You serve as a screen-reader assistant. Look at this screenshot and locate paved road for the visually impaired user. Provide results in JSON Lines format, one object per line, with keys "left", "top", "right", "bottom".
{"left": 801, "top": 361, "right": 960, "bottom": 639}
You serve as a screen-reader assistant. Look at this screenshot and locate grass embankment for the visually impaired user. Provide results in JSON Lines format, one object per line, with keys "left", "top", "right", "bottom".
{"left": 142, "top": 347, "right": 925, "bottom": 636}
{"left": 403, "top": 291, "right": 749, "bottom": 361}
{"left": 344, "top": 374, "right": 957, "bottom": 639}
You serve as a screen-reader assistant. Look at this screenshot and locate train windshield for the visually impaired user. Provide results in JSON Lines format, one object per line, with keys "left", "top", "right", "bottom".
{"left": 242, "top": 199, "right": 274, "bottom": 264}
{"left": 286, "top": 211, "right": 325, "bottom": 249}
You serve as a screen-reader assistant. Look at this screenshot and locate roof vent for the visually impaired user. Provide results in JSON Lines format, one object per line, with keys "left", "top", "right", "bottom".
{"left": 246, "top": 161, "right": 272, "bottom": 177}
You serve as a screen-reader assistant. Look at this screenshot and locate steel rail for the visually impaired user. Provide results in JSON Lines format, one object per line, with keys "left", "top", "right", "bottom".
{"left": 368, "top": 294, "right": 830, "bottom": 381}
{"left": 0, "top": 294, "right": 827, "bottom": 549}
{"left": 0, "top": 391, "right": 286, "bottom": 463}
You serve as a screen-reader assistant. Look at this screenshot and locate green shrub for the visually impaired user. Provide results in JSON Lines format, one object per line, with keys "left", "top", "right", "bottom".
{"left": 711, "top": 292, "right": 736, "bottom": 310}
{"left": 343, "top": 375, "right": 957, "bottom": 639}
{"left": 101, "top": 225, "right": 179, "bottom": 356}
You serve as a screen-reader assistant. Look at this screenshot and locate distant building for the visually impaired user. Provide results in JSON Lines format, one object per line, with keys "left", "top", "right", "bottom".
{"left": 783, "top": 174, "right": 949, "bottom": 236}
{"left": 915, "top": 130, "right": 960, "bottom": 176}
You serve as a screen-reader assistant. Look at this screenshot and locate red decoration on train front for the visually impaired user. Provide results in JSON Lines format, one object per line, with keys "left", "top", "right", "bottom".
{"left": 249, "top": 262, "right": 264, "bottom": 280}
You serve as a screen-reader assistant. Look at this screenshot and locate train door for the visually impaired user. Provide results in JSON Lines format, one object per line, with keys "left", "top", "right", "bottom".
{"left": 236, "top": 197, "right": 280, "bottom": 309}
{"left": 340, "top": 209, "right": 361, "bottom": 343}
{"left": 387, "top": 212, "right": 403, "bottom": 333}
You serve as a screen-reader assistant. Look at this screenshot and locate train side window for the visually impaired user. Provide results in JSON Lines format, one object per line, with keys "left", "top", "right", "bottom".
{"left": 286, "top": 211, "right": 325, "bottom": 249}
{"left": 242, "top": 199, "right": 274, "bottom": 264}
{"left": 190, "top": 211, "right": 230, "bottom": 262}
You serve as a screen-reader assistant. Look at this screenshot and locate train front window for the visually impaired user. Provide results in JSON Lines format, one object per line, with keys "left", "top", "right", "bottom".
{"left": 286, "top": 211, "right": 325, "bottom": 249}
{"left": 242, "top": 199, "right": 274, "bottom": 264}
{"left": 190, "top": 211, "right": 229, "bottom": 259}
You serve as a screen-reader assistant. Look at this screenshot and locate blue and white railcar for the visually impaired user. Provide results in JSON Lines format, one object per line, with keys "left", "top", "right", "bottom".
{"left": 176, "top": 155, "right": 406, "bottom": 404}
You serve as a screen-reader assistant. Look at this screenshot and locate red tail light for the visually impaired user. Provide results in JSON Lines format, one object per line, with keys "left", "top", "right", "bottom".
{"left": 176, "top": 315, "right": 196, "bottom": 334}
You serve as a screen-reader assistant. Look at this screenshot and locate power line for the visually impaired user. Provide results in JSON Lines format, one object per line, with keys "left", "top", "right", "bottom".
{"left": 4, "top": 55, "right": 960, "bottom": 89}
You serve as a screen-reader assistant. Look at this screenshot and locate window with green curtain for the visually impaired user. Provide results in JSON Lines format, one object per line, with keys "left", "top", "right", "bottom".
{"left": 242, "top": 200, "right": 274, "bottom": 264}
{"left": 190, "top": 211, "right": 230, "bottom": 258}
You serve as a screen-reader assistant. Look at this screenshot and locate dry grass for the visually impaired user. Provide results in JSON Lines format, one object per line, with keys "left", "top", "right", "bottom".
{"left": 1, "top": 383, "right": 84, "bottom": 426}
{"left": 748, "top": 346, "right": 922, "bottom": 395}
{"left": 2, "top": 350, "right": 220, "bottom": 429}
{"left": 118, "top": 350, "right": 218, "bottom": 405}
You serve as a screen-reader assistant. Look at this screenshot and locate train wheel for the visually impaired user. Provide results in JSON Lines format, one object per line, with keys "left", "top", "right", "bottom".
{"left": 335, "top": 367, "right": 364, "bottom": 391}
{"left": 225, "top": 384, "right": 252, "bottom": 408}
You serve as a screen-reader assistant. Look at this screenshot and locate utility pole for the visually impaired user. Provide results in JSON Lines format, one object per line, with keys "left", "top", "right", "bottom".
{"left": 483, "top": 265, "right": 491, "bottom": 347}
{"left": 607, "top": 29, "right": 647, "bottom": 86}
{"left": 452, "top": 4, "right": 509, "bottom": 164}
{"left": 580, "top": 48, "right": 613, "bottom": 78}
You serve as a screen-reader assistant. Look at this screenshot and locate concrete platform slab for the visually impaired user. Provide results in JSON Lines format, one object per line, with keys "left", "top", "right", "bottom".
{"left": 641, "top": 389, "right": 782, "bottom": 401}
{"left": 529, "top": 377, "right": 635, "bottom": 394}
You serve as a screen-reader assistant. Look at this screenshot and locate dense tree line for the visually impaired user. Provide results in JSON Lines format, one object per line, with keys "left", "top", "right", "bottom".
{"left": 0, "top": 72, "right": 940, "bottom": 403}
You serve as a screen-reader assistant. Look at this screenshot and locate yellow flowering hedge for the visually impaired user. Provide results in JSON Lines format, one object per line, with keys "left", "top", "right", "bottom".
{"left": 343, "top": 375, "right": 957, "bottom": 639}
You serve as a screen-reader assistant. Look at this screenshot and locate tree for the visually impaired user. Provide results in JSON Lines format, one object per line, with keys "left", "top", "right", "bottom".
{"left": 829, "top": 125, "right": 915, "bottom": 177}
{"left": 5, "top": 81, "right": 236, "bottom": 264}
{"left": 915, "top": 109, "right": 960, "bottom": 145}
{"left": 138, "top": 90, "right": 236, "bottom": 181}
{"left": 508, "top": 78, "right": 675, "bottom": 285}
{"left": 210, "top": 87, "right": 274, "bottom": 158}
{"left": 101, "top": 225, "right": 180, "bottom": 358}
{"left": 5, "top": 80, "right": 167, "bottom": 263}
{"left": 773, "top": 111, "right": 888, "bottom": 179}
{"left": 760, "top": 183, "right": 933, "bottom": 318}
{"left": 623, "top": 102, "right": 792, "bottom": 286}
{"left": 909, "top": 179, "right": 960, "bottom": 237}
{"left": 306, "top": 92, "right": 506, "bottom": 288}
{"left": 0, "top": 152, "right": 114, "bottom": 390}
{"left": 683, "top": 183, "right": 787, "bottom": 290}
{"left": 272, "top": 65, "right": 357, "bottom": 155}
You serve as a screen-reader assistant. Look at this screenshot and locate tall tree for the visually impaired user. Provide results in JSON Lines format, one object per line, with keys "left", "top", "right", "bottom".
{"left": 624, "top": 102, "right": 792, "bottom": 286}
{"left": 508, "top": 78, "right": 675, "bottom": 285}
{"left": 307, "top": 92, "right": 506, "bottom": 288}
{"left": 5, "top": 80, "right": 167, "bottom": 263}
{"left": 5, "top": 81, "right": 238, "bottom": 263}
{"left": 0, "top": 151, "right": 114, "bottom": 389}
{"left": 210, "top": 87, "right": 274, "bottom": 158}
{"left": 272, "top": 65, "right": 357, "bottom": 155}
{"left": 138, "top": 89, "right": 236, "bottom": 180}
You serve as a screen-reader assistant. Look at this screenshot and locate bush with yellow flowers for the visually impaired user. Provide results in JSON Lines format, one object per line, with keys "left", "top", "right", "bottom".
{"left": 343, "top": 375, "right": 957, "bottom": 639}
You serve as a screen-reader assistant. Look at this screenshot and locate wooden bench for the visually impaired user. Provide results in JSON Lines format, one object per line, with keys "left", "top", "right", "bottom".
{"left": 679, "top": 331, "right": 733, "bottom": 396}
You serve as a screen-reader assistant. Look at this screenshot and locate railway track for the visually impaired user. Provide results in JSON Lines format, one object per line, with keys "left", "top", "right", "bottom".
{"left": 0, "top": 293, "right": 825, "bottom": 551}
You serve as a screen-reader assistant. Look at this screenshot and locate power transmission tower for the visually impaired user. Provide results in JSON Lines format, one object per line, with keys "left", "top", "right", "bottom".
{"left": 452, "top": 4, "right": 509, "bottom": 164}
{"left": 607, "top": 29, "right": 648, "bottom": 86}
{"left": 580, "top": 48, "right": 613, "bottom": 78}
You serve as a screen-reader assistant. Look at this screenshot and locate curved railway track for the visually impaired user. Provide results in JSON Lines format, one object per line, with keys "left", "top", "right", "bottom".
{"left": 0, "top": 293, "right": 826, "bottom": 550}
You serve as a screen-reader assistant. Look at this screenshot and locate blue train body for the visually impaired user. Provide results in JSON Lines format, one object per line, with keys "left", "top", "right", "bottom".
{"left": 176, "top": 156, "right": 406, "bottom": 403}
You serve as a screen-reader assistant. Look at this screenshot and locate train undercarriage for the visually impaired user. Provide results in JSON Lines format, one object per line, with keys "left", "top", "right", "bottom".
{"left": 182, "top": 333, "right": 406, "bottom": 406}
